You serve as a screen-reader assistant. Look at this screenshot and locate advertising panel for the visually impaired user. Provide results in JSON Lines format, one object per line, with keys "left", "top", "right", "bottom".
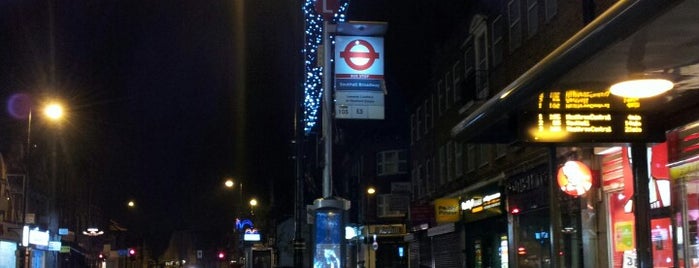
{"left": 334, "top": 35, "right": 385, "bottom": 120}
{"left": 313, "top": 209, "right": 343, "bottom": 268}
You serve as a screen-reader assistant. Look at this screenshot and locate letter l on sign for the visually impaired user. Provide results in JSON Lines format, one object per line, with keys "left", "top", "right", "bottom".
{"left": 314, "top": 0, "right": 339, "bottom": 21}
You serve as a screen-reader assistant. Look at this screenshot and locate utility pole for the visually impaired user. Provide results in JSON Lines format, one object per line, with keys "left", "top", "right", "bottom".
{"left": 293, "top": 1, "right": 307, "bottom": 267}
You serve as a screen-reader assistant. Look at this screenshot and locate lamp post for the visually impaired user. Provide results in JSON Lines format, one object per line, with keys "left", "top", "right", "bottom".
{"left": 44, "top": 101, "right": 64, "bottom": 268}
{"left": 224, "top": 178, "right": 243, "bottom": 217}
{"left": 224, "top": 178, "right": 244, "bottom": 264}
{"left": 19, "top": 100, "right": 65, "bottom": 268}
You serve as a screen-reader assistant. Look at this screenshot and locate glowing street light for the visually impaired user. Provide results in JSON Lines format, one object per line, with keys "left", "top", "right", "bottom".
{"left": 249, "top": 198, "right": 258, "bottom": 215}
{"left": 43, "top": 102, "right": 64, "bottom": 120}
{"left": 367, "top": 187, "right": 376, "bottom": 195}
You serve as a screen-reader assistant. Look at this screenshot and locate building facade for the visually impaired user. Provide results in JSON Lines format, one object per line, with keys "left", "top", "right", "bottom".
{"left": 406, "top": 1, "right": 696, "bottom": 267}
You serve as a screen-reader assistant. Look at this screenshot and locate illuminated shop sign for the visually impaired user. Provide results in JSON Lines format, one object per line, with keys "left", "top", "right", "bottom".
{"left": 434, "top": 198, "right": 460, "bottom": 223}
{"left": 23, "top": 226, "right": 50, "bottom": 247}
{"left": 521, "top": 89, "right": 663, "bottom": 142}
{"left": 244, "top": 233, "right": 261, "bottom": 242}
{"left": 461, "top": 192, "right": 503, "bottom": 223}
{"left": 557, "top": 160, "right": 593, "bottom": 196}
{"left": 461, "top": 192, "right": 501, "bottom": 213}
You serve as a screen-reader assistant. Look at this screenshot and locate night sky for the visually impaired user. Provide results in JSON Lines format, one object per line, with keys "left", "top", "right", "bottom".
{"left": 0, "top": 0, "right": 437, "bottom": 257}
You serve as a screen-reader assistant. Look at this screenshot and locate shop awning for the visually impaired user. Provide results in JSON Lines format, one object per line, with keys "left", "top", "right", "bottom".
{"left": 451, "top": 0, "right": 699, "bottom": 142}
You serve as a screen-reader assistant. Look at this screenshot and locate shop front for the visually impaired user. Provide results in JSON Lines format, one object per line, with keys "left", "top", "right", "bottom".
{"left": 460, "top": 182, "right": 508, "bottom": 268}
{"left": 669, "top": 121, "right": 699, "bottom": 267}
{"left": 366, "top": 224, "right": 407, "bottom": 268}
{"left": 428, "top": 198, "right": 462, "bottom": 268}
{"left": 449, "top": 1, "right": 699, "bottom": 267}
{"left": 505, "top": 165, "right": 554, "bottom": 268}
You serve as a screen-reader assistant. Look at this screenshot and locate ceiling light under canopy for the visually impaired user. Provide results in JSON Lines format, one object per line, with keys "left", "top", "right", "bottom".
{"left": 610, "top": 76, "right": 674, "bottom": 98}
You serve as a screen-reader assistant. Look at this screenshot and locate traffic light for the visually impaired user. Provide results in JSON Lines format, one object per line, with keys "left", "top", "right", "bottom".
{"left": 217, "top": 251, "right": 225, "bottom": 260}
{"left": 128, "top": 248, "right": 136, "bottom": 260}
{"left": 98, "top": 253, "right": 106, "bottom": 262}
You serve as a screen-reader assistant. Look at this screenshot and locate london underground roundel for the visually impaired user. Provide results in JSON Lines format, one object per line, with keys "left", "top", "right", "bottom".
{"left": 557, "top": 160, "right": 593, "bottom": 196}
{"left": 334, "top": 36, "right": 384, "bottom": 77}
{"left": 340, "top": 39, "right": 379, "bottom": 71}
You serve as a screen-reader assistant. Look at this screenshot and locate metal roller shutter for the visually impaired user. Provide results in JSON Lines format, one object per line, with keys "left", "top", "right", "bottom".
{"left": 432, "top": 231, "right": 462, "bottom": 268}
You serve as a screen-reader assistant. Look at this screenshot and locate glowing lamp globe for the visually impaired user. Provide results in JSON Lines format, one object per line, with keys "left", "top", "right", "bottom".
{"left": 557, "top": 161, "right": 593, "bottom": 196}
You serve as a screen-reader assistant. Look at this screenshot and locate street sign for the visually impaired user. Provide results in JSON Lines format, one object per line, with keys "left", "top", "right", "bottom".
{"left": 334, "top": 35, "right": 385, "bottom": 120}
{"left": 314, "top": 0, "right": 339, "bottom": 21}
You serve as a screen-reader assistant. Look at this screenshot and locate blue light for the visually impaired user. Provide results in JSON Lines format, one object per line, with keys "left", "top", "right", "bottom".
{"left": 302, "top": 0, "right": 350, "bottom": 134}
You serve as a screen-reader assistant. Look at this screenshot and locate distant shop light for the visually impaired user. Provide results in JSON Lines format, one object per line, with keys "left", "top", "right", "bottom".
{"left": 517, "top": 247, "right": 527, "bottom": 255}
{"left": 345, "top": 226, "right": 358, "bottom": 240}
{"left": 244, "top": 233, "right": 261, "bottom": 241}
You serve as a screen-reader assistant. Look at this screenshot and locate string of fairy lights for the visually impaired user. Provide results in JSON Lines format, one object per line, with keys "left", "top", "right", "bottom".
{"left": 302, "top": 0, "right": 350, "bottom": 134}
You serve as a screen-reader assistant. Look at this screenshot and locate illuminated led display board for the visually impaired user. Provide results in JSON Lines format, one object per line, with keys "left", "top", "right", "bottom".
{"left": 521, "top": 89, "right": 664, "bottom": 143}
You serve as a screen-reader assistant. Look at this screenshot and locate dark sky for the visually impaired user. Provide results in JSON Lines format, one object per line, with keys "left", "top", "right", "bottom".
{"left": 0, "top": 0, "right": 435, "bottom": 257}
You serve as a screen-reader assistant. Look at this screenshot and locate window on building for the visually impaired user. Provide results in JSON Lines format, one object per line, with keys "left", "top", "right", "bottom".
{"left": 439, "top": 145, "right": 446, "bottom": 185}
{"left": 491, "top": 15, "right": 504, "bottom": 67}
{"left": 447, "top": 141, "right": 454, "bottom": 181}
{"left": 452, "top": 61, "right": 463, "bottom": 103}
{"left": 473, "top": 18, "right": 489, "bottom": 100}
{"left": 410, "top": 113, "right": 415, "bottom": 145}
{"left": 455, "top": 141, "right": 464, "bottom": 177}
{"left": 416, "top": 105, "right": 422, "bottom": 141}
{"left": 545, "top": 0, "right": 558, "bottom": 23}
{"left": 445, "top": 72, "right": 452, "bottom": 109}
{"left": 479, "top": 144, "right": 490, "bottom": 167}
{"left": 377, "top": 194, "right": 409, "bottom": 218}
{"left": 508, "top": 0, "right": 522, "bottom": 52}
{"left": 415, "top": 163, "right": 424, "bottom": 199}
{"left": 495, "top": 143, "right": 507, "bottom": 159}
{"left": 464, "top": 43, "right": 475, "bottom": 100}
{"left": 430, "top": 93, "right": 435, "bottom": 128}
{"left": 424, "top": 98, "right": 431, "bottom": 135}
{"left": 527, "top": 0, "right": 539, "bottom": 38}
{"left": 412, "top": 162, "right": 419, "bottom": 200}
{"left": 377, "top": 150, "right": 408, "bottom": 176}
{"left": 426, "top": 158, "right": 433, "bottom": 194}
{"left": 438, "top": 80, "right": 445, "bottom": 116}
{"left": 467, "top": 144, "right": 478, "bottom": 172}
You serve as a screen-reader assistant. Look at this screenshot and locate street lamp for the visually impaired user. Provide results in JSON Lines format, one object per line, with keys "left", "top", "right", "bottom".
{"left": 249, "top": 198, "right": 258, "bottom": 215}
{"left": 366, "top": 187, "right": 376, "bottom": 195}
{"left": 43, "top": 102, "right": 64, "bottom": 120}
{"left": 18, "top": 99, "right": 65, "bottom": 268}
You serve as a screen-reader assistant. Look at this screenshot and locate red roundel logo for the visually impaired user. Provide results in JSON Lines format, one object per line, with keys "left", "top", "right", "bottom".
{"left": 339, "top": 39, "right": 380, "bottom": 71}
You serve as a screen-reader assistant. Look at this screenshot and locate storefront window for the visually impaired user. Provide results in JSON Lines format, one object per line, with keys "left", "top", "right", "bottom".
{"left": 516, "top": 208, "right": 552, "bottom": 268}
{"left": 608, "top": 191, "right": 636, "bottom": 267}
{"left": 676, "top": 179, "right": 699, "bottom": 268}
